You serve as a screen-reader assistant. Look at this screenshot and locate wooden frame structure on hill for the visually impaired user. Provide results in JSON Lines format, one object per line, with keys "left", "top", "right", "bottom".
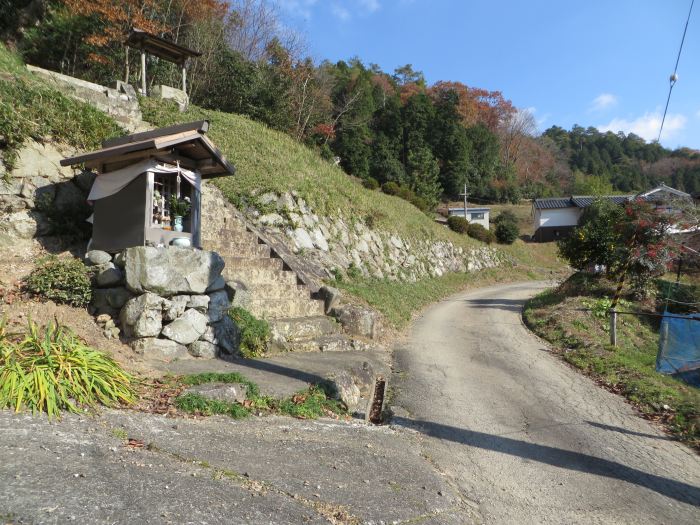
{"left": 126, "top": 28, "right": 202, "bottom": 95}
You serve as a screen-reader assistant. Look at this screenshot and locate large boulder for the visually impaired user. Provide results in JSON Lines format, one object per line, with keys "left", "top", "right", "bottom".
{"left": 130, "top": 338, "right": 189, "bottom": 362}
{"left": 95, "top": 264, "right": 123, "bottom": 288}
{"left": 161, "top": 308, "right": 208, "bottom": 345}
{"left": 124, "top": 246, "right": 225, "bottom": 296}
{"left": 187, "top": 340, "right": 218, "bottom": 359}
{"left": 185, "top": 382, "right": 247, "bottom": 403}
{"left": 328, "top": 371, "right": 361, "bottom": 412}
{"left": 120, "top": 292, "right": 164, "bottom": 338}
{"left": 332, "top": 304, "right": 381, "bottom": 339}
{"left": 163, "top": 295, "right": 190, "bottom": 322}
{"left": 92, "top": 287, "right": 132, "bottom": 315}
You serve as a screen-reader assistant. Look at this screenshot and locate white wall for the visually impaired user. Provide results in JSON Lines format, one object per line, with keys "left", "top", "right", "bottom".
{"left": 534, "top": 208, "right": 581, "bottom": 229}
{"left": 468, "top": 212, "right": 490, "bottom": 230}
{"left": 449, "top": 209, "right": 490, "bottom": 230}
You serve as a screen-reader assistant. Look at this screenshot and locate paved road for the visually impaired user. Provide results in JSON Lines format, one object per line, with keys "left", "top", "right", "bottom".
{"left": 393, "top": 281, "right": 700, "bottom": 524}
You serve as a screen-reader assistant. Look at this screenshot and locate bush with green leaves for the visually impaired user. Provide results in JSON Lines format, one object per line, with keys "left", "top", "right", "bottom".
{"left": 24, "top": 256, "right": 92, "bottom": 307}
{"left": 0, "top": 319, "right": 136, "bottom": 418}
{"left": 362, "top": 177, "right": 379, "bottom": 190}
{"left": 228, "top": 307, "right": 271, "bottom": 358}
{"left": 558, "top": 198, "right": 677, "bottom": 296}
{"left": 467, "top": 223, "right": 495, "bottom": 244}
{"left": 447, "top": 215, "right": 469, "bottom": 234}
{"left": 495, "top": 220, "right": 519, "bottom": 244}
{"left": 381, "top": 181, "right": 400, "bottom": 195}
{"left": 493, "top": 210, "right": 518, "bottom": 226}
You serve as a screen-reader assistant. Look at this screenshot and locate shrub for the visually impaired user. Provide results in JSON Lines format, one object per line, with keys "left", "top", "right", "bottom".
{"left": 362, "top": 177, "right": 379, "bottom": 190}
{"left": 447, "top": 215, "right": 469, "bottom": 234}
{"left": 467, "top": 223, "right": 495, "bottom": 244}
{"left": 228, "top": 307, "right": 271, "bottom": 358}
{"left": 495, "top": 221, "right": 519, "bottom": 244}
{"left": 493, "top": 210, "right": 518, "bottom": 226}
{"left": 381, "top": 181, "right": 400, "bottom": 195}
{"left": 0, "top": 319, "right": 135, "bottom": 418}
{"left": 24, "top": 256, "right": 92, "bottom": 307}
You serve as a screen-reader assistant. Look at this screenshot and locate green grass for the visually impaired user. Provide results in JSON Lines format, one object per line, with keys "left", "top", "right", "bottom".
{"left": 336, "top": 258, "right": 567, "bottom": 329}
{"left": 0, "top": 319, "right": 136, "bottom": 418}
{"left": 523, "top": 274, "right": 699, "bottom": 447}
{"left": 228, "top": 307, "right": 271, "bottom": 358}
{"left": 0, "top": 44, "right": 123, "bottom": 169}
{"left": 174, "top": 372, "right": 346, "bottom": 420}
{"left": 141, "top": 98, "right": 481, "bottom": 249}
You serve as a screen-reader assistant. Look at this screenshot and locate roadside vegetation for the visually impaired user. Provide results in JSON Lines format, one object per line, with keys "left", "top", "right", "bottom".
{"left": 172, "top": 372, "right": 346, "bottom": 420}
{"left": 524, "top": 274, "right": 699, "bottom": 447}
{"left": 228, "top": 307, "right": 271, "bottom": 358}
{"left": 523, "top": 198, "right": 699, "bottom": 446}
{"left": 336, "top": 245, "right": 564, "bottom": 329}
{"left": 0, "top": 319, "right": 136, "bottom": 418}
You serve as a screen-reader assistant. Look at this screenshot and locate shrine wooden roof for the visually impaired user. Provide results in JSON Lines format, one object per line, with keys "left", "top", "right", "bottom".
{"left": 126, "top": 28, "right": 201, "bottom": 64}
{"left": 60, "top": 121, "right": 235, "bottom": 179}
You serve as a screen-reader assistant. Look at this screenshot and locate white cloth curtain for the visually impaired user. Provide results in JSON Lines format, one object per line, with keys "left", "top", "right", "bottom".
{"left": 87, "top": 158, "right": 199, "bottom": 202}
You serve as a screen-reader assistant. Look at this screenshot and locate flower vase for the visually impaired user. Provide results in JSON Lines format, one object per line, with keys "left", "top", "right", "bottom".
{"left": 173, "top": 215, "right": 184, "bottom": 232}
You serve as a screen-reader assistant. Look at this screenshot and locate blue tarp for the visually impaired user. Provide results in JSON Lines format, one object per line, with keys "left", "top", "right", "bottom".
{"left": 656, "top": 311, "right": 700, "bottom": 386}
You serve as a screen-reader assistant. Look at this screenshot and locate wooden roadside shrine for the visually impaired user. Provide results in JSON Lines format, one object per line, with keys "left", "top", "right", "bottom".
{"left": 61, "top": 121, "right": 234, "bottom": 253}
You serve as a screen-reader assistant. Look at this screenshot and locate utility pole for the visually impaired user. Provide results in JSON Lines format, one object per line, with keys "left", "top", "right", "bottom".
{"left": 459, "top": 183, "right": 468, "bottom": 220}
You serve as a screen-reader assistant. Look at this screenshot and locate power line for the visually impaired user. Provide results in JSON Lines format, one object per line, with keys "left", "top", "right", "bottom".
{"left": 658, "top": 0, "right": 695, "bottom": 142}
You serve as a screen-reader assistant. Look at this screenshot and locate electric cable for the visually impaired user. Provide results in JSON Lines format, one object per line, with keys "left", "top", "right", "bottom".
{"left": 658, "top": 0, "right": 695, "bottom": 142}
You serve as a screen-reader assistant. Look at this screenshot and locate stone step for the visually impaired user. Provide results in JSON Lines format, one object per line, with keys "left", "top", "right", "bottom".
{"left": 269, "top": 315, "right": 340, "bottom": 342}
{"left": 269, "top": 334, "right": 357, "bottom": 354}
{"left": 245, "top": 283, "right": 312, "bottom": 300}
{"left": 207, "top": 245, "right": 272, "bottom": 261}
{"left": 225, "top": 257, "right": 283, "bottom": 272}
{"left": 248, "top": 297, "right": 324, "bottom": 319}
{"left": 224, "top": 266, "right": 299, "bottom": 287}
{"left": 203, "top": 236, "right": 267, "bottom": 254}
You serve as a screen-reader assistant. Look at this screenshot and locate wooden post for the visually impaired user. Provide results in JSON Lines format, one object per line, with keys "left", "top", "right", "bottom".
{"left": 125, "top": 45, "right": 129, "bottom": 84}
{"left": 140, "top": 50, "right": 147, "bottom": 95}
{"left": 609, "top": 309, "right": 617, "bottom": 347}
{"left": 181, "top": 63, "right": 187, "bottom": 93}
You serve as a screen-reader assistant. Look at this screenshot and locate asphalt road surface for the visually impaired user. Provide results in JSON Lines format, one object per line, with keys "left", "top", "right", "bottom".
{"left": 393, "top": 281, "right": 700, "bottom": 524}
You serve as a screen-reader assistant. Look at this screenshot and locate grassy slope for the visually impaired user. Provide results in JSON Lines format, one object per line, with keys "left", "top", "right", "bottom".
{"left": 524, "top": 273, "right": 699, "bottom": 446}
{"left": 0, "top": 44, "right": 123, "bottom": 168}
{"left": 141, "top": 98, "right": 480, "bottom": 247}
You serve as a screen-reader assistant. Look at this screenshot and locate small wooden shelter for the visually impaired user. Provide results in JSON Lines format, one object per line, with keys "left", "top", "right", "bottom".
{"left": 126, "top": 28, "right": 202, "bottom": 95}
{"left": 61, "top": 121, "right": 234, "bottom": 252}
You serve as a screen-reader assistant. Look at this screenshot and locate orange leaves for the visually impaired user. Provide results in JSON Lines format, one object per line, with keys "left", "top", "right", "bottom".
{"left": 428, "top": 80, "right": 515, "bottom": 133}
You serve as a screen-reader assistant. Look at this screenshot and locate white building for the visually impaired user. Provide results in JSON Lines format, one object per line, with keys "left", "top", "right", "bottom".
{"left": 532, "top": 184, "right": 691, "bottom": 242}
{"left": 448, "top": 207, "right": 491, "bottom": 230}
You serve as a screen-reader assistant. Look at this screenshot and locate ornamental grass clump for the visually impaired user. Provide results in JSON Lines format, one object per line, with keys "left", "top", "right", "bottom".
{"left": 0, "top": 319, "right": 136, "bottom": 418}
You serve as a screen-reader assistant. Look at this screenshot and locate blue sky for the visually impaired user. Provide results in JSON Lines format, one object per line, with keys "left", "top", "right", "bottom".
{"left": 276, "top": 0, "right": 699, "bottom": 149}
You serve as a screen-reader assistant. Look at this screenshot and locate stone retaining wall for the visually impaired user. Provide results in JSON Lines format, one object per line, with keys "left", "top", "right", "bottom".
{"left": 203, "top": 187, "right": 505, "bottom": 283}
{"left": 88, "top": 246, "right": 239, "bottom": 361}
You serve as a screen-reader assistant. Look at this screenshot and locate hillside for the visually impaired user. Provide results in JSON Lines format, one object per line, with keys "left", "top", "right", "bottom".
{"left": 0, "top": 43, "right": 565, "bottom": 330}
{"left": 141, "top": 98, "right": 481, "bottom": 249}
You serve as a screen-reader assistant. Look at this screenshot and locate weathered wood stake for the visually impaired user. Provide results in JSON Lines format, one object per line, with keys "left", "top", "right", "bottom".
{"left": 609, "top": 309, "right": 617, "bottom": 347}
{"left": 141, "top": 51, "right": 147, "bottom": 95}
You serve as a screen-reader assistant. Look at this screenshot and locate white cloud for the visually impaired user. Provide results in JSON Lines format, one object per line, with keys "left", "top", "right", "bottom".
{"left": 589, "top": 93, "right": 618, "bottom": 112}
{"left": 278, "top": 0, "right": 319, "bottom": 19}
{"left": 358, "top": 0, "right": 381, "bottom": 12}
{"left": 331, "top": 3, "right": 351, "bottom": 20}
{"left": 598, "top": 112, "right": 686, "bottom": 142}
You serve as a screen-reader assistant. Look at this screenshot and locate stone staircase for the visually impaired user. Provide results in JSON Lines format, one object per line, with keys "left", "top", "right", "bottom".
{"left": 200, "top": 185, "right": 357, "bottom": 353}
